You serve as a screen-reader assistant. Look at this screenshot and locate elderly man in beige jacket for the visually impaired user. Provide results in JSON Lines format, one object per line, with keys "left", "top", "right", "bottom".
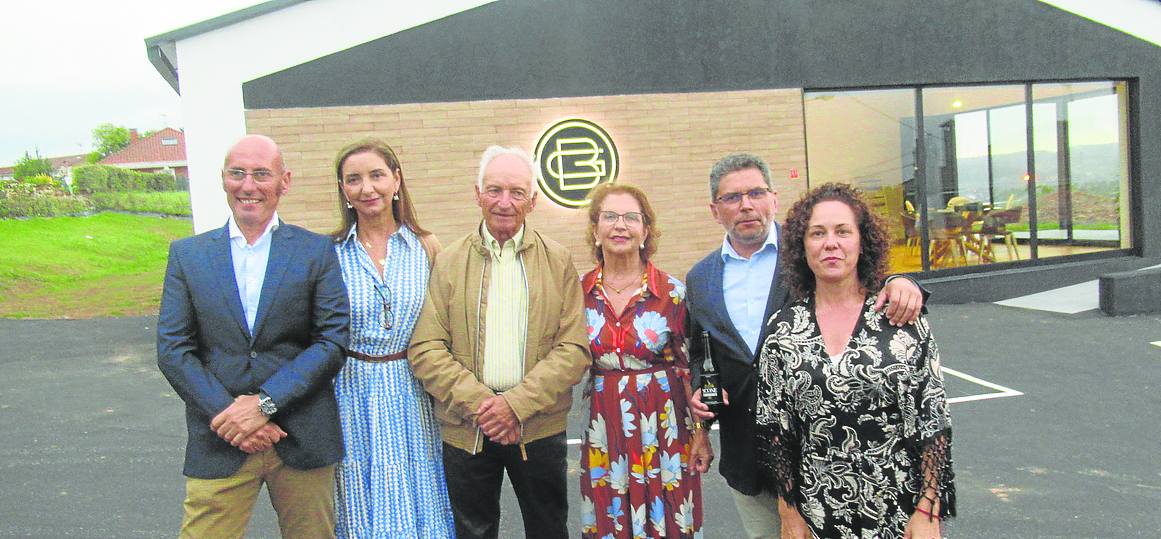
{"left": 409, "top": 145, "right": 590, "bottom": 539}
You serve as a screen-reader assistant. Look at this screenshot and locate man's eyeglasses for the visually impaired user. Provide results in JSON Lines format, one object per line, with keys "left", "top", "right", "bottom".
{"left": 373, "top": 284, "right": 394, "bottom": 331}
{"left": 598, "top": 211, "right": 645, "bottom": 226}
{"left": 715, "top": 188, "right": 771, "bottom": 206}
{"left": 481, "top": 186, "right": 530, "bottom": 202}
{"left": 224, "top": 168, "right": 276, "bottom": 182}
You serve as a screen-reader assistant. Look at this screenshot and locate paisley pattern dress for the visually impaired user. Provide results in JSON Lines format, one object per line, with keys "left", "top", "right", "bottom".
{"left": 754, "top": 295, "right": 955, "bottom": 539}
{"left": 579, "top": 263, "right": 703, "bottom": 539}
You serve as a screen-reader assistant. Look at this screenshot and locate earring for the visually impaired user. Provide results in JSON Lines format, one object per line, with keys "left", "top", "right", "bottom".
{"left": 640, "top": 243, "right": 645, "bottom": 250}
{"left": 393, "top": 193, "right": 400, "bottom": 201}
{"left": 345, "top": 201, "right": 353, "bottom": 209}
{"left": 594, "top": 240, "right": 601, "bottom": 247}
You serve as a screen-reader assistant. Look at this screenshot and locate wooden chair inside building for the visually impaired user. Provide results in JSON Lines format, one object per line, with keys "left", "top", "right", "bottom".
{"left": 949, "top": 197, "right": 990, "bottom": 263}
{"left": 927, "top": 211, "right": 969, "bottom": 268}
{"left": 978, "top": 205, "right": 1023, "bottom": 261}
{"left": 946, "top": 196, "right": 974, "bottom": 212}
{"left": 900, "top": 212, "right": 920, "bottom": 255}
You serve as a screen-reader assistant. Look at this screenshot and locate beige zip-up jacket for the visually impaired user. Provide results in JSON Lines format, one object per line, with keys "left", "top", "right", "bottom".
{"left": 408, "top": 224, "right": 590, "bottom": 453}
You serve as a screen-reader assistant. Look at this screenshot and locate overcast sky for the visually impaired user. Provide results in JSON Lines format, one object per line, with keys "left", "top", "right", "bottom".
{"left": 0, "top": 1, "right": 264, "bottom": 165}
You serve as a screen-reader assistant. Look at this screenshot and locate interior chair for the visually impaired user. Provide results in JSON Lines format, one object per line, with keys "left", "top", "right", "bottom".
{"left": 946, "top": 196, "right": 987, "bottom": 262}
{"left": 978, "top": 205, "right": 1023, "bottom": 261}
{"left": 946, "top": 196, "right": 973, "bottom": 211}
{"left": 900, "top": 212, "right": 920, "bottom": 255}
{"left": 927, "top": 211, "right": 968, "bottom": 268}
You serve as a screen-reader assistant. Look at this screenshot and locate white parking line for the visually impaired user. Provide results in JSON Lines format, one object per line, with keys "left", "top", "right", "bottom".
{"left": 942, "top": 366, "right": 1024, "bottom": 404}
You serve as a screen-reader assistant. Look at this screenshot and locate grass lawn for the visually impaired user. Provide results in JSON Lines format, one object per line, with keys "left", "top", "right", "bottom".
{"left": 1006, "top": 221, "right": 1120, "bottom": 232}
{"left": 0, "top": 213, "right": 192, "bottom": 318}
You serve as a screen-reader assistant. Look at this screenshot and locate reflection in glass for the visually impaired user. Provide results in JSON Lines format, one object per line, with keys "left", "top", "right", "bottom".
{"left": 1032, "top": 82, "right": 1130, "bottom": 259}
{"left": 920, "top": 85, "right": 1028, "bottom": 268}
{"left": 804, "top": 88, "right": 918, "bottom": 273}
{"left": 804, "top": 80, "right": 1131, "bottom": 276}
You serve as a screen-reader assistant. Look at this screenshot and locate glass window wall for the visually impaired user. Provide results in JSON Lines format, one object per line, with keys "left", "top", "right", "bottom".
{"left": 803, "top": 88, "right": 918, "bottom": 273}
{"left": 804, "top": 80, "right": 1132, "bottom": 274}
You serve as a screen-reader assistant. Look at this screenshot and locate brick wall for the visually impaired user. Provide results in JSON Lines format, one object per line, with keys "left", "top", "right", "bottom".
{"left": 245, "top": 88, "right": 808, "bottom": 278}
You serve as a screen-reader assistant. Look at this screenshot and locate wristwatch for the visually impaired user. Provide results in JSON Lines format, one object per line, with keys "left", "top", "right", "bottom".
{"left": 257, "top": 391, "right": 278, "bottom": 417}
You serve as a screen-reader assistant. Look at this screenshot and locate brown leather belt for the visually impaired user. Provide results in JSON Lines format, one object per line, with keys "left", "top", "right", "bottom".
{"left": 349, "top": 350, "right": 408, "bottom": 362}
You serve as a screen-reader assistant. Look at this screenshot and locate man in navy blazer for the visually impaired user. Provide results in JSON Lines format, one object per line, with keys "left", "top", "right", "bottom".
{"left": 686, "top": 153, "right": 925, "bottom": 538}
{"left": 157, "top": 135, "right": 350, "bottom": 539}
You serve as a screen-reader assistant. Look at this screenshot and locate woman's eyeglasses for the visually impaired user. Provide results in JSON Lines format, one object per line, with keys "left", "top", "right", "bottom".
{"left": 373, "top": 284, "right": 394, "bottom": 330}
{"left": 598, "top": 211, "right": 644, "bottom": 225}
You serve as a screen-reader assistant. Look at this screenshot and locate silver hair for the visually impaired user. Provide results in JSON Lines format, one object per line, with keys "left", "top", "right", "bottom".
{"left": 477, "top": 145, "right": 538, "bottom": 193}
{"left": 708, "top": 153, "right": 773, "bottom": 200}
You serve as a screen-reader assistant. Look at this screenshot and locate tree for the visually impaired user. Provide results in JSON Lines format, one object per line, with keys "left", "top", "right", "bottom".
{"left": 89, "top": 123, "right": 132, "bottom": 162}
{"left": 12, "top": 150, "right": 54, "bottom": 181}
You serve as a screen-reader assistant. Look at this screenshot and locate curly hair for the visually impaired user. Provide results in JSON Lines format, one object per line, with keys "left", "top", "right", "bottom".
{"left": 780, "top": 182, "right": 890, "bottom": 299}
{"left": 585, "top": 183, "right": 659, "bottom": 264}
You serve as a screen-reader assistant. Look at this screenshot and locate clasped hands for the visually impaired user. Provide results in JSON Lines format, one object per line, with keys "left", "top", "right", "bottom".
{"left": 210, "top": 394, "right": 287, "bottom": 454}
{"left": 476, "top": 395, "right": 520, "bottom": 445}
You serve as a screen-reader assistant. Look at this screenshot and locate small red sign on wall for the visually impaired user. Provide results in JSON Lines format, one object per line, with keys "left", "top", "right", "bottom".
{"left": 789, "top": 168, "right": 799, "bottom": 180}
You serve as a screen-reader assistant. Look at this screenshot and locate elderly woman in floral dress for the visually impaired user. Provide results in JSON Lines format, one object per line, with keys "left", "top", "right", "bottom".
{"left": 579, "top": 183, "right": 710, "bottom": 539}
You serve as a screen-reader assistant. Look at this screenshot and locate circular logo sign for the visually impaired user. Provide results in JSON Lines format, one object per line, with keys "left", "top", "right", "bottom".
{"left": 533, "top": 119, "right": 619, "bottom": 208}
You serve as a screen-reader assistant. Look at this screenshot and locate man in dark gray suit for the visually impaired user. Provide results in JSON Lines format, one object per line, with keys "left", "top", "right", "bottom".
{"left": 157, "top": 135, "right": 349, "bottom": 539}
{"left": 686, "top": 153, "right": 924, "bottom": 538}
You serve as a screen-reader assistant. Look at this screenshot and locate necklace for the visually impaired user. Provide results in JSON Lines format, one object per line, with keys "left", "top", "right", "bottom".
{"left": 603, "top": 272, "right": 643, "bottom": 294}
{"left": 361, "top": 239, "right": 387, "bottom": 267}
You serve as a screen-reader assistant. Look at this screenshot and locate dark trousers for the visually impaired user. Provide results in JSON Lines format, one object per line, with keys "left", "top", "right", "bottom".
{"left": 442, "top": 432, "right": 568, "bottom": 539}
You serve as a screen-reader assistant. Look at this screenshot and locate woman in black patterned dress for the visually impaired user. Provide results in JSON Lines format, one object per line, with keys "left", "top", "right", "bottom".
{"left": 754, "top": 183, "right": 955, "bottom": 539}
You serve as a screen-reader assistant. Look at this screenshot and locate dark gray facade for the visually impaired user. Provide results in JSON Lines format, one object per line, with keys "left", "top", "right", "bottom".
{"left": 244, "top": 0, "right": 1161, "bottom": 301}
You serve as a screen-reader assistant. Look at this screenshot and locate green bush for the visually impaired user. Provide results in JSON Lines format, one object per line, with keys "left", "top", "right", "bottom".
{"left": 0, "top": 183, "right": 93, "bottom": 218}
{"left": 72, "top": 165, "right": 109, "bottom": 193}
{"left": 22, "top": 174, "right": 60, "bottom": 190}
{"left": 107, "top": 167, "right": 138, "bottom": 191}
{"left": 90, "top": 191, "right": 191, "bottom": 216}
{"left": 12, "top": 151, "right": 54, "bottom": 181}
{"left": 144, "top": 172, "right": 177, "bottom": 191}
{"left": 71, "top": 164, "right": 177, "bottom": 193}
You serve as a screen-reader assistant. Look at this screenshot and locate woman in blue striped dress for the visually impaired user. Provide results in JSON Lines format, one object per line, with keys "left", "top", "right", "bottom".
{"left": 330, "top": 138, "right": 454, "bottom": 538}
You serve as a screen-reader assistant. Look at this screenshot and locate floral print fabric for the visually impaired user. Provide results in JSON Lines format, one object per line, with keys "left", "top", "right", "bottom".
{"left": 579, "top": 263, "right": 703, "bottom": 539}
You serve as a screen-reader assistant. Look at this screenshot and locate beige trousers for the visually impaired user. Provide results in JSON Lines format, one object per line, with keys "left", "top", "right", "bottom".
{"left": 731, "top": 486, "right": 783, "bottom": 539}
{"left": 179, "top": 449, "right": 335, "bottom": 539}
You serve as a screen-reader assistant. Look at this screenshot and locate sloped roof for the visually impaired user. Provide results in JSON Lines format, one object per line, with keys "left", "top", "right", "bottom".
{"left": 0, "top": 153, "right": 88, "bottom": 177}
{"left": 49, "top": 154, "right": 89, "bottom": 169}
{"left": 99, "top": 128, "right": 187, "bottom": 166}
{"left": 144, "top": 0, "right": 309, "bottom": 92}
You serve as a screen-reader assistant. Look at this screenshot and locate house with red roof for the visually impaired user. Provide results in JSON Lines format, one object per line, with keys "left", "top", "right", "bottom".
{"left": 98, "top": 128, "right": 188, "bottom": 179}
{"left": 0, "top": 153, "right": 89, "bottom": 182}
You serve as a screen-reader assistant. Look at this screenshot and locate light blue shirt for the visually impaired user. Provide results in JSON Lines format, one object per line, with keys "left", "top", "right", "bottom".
{"left": 721, "top": 226, "right": 779, "bottom": 357}
{"left": 228, "top": 213, "right": 280, "bottom": 335}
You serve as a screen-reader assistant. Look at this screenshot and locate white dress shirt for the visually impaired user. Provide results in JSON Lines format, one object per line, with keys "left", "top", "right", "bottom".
{"left": 227, "top": 213, "right": 280, "bottom": 335}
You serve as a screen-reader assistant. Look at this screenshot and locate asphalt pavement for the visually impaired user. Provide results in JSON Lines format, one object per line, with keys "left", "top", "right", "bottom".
{"left": 1, "top": 303, "right": 1159, "bottom": 538}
